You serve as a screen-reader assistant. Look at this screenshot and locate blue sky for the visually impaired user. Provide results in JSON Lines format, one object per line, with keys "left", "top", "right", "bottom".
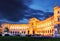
{"left": 28, "top": 0, "right": 60, "bottom": 12}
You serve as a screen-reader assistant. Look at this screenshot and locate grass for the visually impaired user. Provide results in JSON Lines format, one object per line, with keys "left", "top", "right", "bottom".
{"left": 0, "top": 36, "right": 60, "bottom": 41}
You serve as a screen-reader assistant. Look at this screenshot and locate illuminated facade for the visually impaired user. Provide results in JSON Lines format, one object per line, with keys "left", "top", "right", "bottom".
{"left": 0, "top": 6, "right": 60, "bottom": 37}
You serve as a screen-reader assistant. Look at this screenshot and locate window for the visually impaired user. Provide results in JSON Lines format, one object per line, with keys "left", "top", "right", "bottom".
{"left": 58, "top": 17, "right": 60, "bottom": 21}
{"left": 22, "top": 31, "right": 23, "bottom": 33}
{"left": 13, "top": 31, "right": 14, "bottom": 34}
{"left": 10, "top": 31, "right": 12, "bottom": 34}
{"left": 48, "top": 30, "right": 49, "bottom": 33}
{"left": 57, "top": 28, "right": 60, "bottom": 34}
{"left": 33, "top": 30, "right": 35, "bottom": 34}
{"left": 24, "top": 31, "right": 25, "bottom": 34}
{"left": 22, "top": 31, "right": 25, "bottom": 34}
{"left": 58, "top": 24, "right": 60, "bottom": 27}
{"left": 50, "top": 30, "right": 51, "bottom": 33}
{"left": 58, "top": 11, "right": 60, "bottom": 14}
{"left": 28, "top": 30, "right": 29, "bottom": 34}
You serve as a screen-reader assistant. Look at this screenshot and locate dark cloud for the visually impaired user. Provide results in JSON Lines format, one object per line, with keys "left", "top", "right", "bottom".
{"left": 0, "top": 0, "right": 53, "bottom": 23}
{"left": 0, "top": 0, "right": 28, "bottom": 21}
{"left": 24, "top": 8, "right": 53, "bottom": 20}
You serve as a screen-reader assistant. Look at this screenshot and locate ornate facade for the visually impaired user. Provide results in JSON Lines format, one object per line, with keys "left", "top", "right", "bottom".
{"left": 0, "top": 6, "right": 60, "bottom": 37}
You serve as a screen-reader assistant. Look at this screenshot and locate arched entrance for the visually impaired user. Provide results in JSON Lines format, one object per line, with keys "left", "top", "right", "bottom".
{"left": 2, "top": 27, "right": 10, "bottom": 36}
{"left": 28, "top": 30, "right": 29, "bottom": 34}
{"left": 33, "top": 30, "right": 35, "bottom": 35}
{"left": 4, "top": 27, "right": 9, "bottom": 32}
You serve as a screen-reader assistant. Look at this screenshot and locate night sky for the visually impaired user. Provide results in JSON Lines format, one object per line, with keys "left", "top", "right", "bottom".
{"left": 0, "top": 0, "right": 60, "bottom": 23}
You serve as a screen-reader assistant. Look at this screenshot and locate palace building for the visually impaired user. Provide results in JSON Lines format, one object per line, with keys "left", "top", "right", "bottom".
{"left": 0, "top": 6, "right": 60, "bottom": 37}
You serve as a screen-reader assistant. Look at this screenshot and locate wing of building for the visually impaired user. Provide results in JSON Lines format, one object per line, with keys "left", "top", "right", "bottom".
{"left": 0, "top": 6, "right": 60, "bottom": 37}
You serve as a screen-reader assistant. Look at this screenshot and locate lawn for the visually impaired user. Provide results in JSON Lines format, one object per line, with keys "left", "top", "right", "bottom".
{"left": 0, "top": 36, "right": 60, "bottom": 41}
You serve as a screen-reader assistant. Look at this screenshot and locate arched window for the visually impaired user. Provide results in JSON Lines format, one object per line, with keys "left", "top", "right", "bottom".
{"left": 58, "top": 17, "right": 60, "bottom": 21}
{"left": 50, "top": 30, "right": 51, "bottom": 33}
{"left": 58, "top": 24, "right": 60, "bottom": 27}
{"left": 48, "top": 30, "right": 49, "bottom": 33}
{"left": 33, "top": 30, "right": 35, "bottom": 34}
{"left": 24, "top": 31, "right": 25, "bottom": 34}
{"left": 57, "top": 28, "right": 60, "bottom": 34}
{"left": 13, "top": 31, "right": 14, "bottom": 34}
{"left": 58, "top": 11, "right": 60, "bottom": 14}
{"left": 10, "top": 31, "right": 12, "bottom": 34}
{"left": 28, "top": 30, "right": 29, "bottom": 34}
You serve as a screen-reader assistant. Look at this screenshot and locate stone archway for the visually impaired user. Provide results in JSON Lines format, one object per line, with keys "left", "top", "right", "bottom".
{"left": 4, "top": 27, "right": 9, "bottom": 32}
